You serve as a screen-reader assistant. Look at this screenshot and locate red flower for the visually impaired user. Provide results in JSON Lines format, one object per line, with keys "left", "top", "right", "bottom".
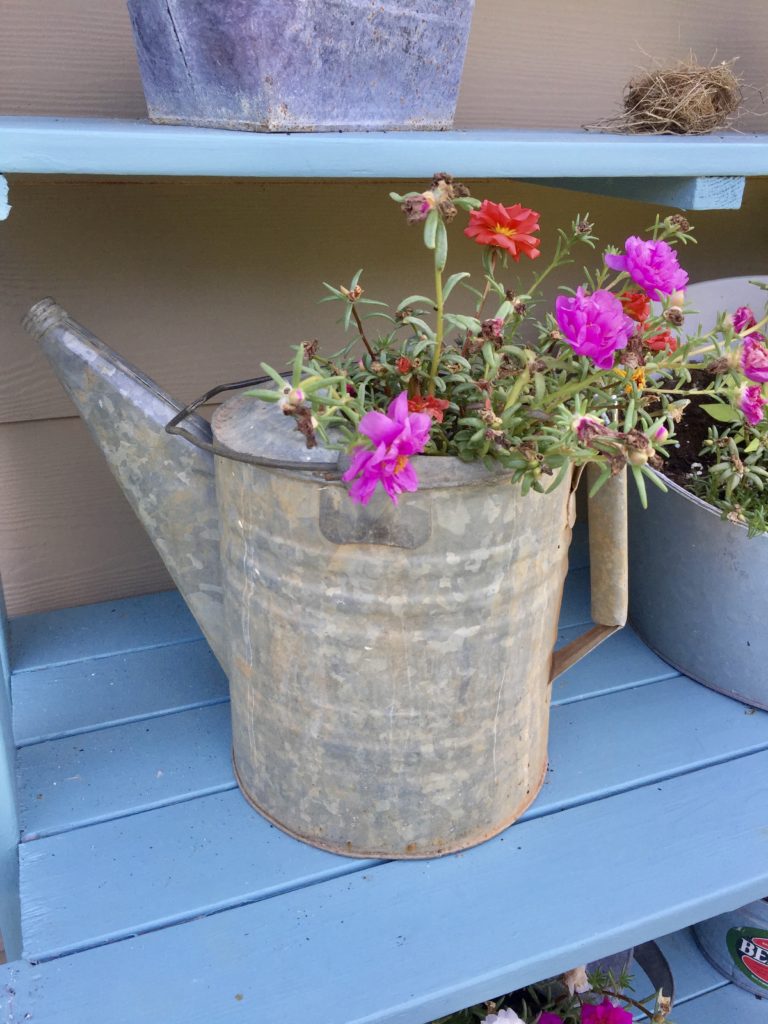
{"left": 644, "top": 330, "right": 678, "bottom": 353}
{"left": 408, "top": 395, "right": 450, "bottom": 423}
{"left": 618, "top": 289, "right": 650, "bottom": 323}
{"left": 464, "top": 200, "right": 541, "bottom": 261}
{"left": 396, "top": 356, "right": 413, "bottom": 374}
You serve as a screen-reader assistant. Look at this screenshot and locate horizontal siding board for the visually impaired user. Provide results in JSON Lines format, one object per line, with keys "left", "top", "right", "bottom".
{"left": 18, "top": 673, "right": 768, "bottom": 953}
{"left": 7, "top": 750, "right": 768, "bottom": 1024}
{"left": 2, "top": 0, "right": 767, "bottom": 132}
{"left": 2, "top": 178, "right": 768, "bottom": 427}
{"left": 12, "top": 638, "right": 226, "bottom": 745}
{"left": 0, "top": 417, "right": 172, "bottom": 617}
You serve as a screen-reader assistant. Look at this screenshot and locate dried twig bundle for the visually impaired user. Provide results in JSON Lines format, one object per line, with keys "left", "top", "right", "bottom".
{"left": 588, "top": 57, "right": 743, "bottom": 135}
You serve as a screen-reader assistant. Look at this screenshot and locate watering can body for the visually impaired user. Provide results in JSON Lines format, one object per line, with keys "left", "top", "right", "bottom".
{"left": 24, "top": 300, "right": 628, "bottom": 858}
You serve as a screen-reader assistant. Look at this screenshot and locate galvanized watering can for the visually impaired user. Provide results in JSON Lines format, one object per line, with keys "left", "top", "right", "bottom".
{"left": 25, "top": 299, "right": 628, "bottom": 859}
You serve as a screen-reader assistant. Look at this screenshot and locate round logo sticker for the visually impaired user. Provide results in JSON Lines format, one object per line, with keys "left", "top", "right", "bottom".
{"left": 726, "top": 927, "right": 768, "bottom": 989}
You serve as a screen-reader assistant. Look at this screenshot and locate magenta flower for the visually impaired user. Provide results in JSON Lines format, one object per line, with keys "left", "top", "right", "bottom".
{"left": 604, "top": 237, "right": 688, "bottom": 299}
{"left": 739, "top": 384, "right": 766, "bottom": 426}
{"left": 537, "top": 1014, "right": 563, "bottom": 1024}
{"left": 741, "top": 337, "right": 768, "bottom": 383}
{"left": 555, "top": 288, "right": 635, "bottom": 369}
{"left": 734, "top": 306, "right": 757, "bottom": 332}
{"left": 581, "top": 997, "right": 632, "bottom": 1024}
{"left": 733, "top": 306, "right": 766, "bottom": 342}
{"left": 342, "top": 391, "right": 432, "bottom": 505}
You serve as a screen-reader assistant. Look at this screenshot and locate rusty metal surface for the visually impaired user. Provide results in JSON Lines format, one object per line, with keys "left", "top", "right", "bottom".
{"left": 587, "top": 466, "right": 629, "bottom": 627}
{"left": 23, "top": 299, "right": 228, "bottom": 669}
{"left": 629, "top": 471, "right": 768, "bottom": 711}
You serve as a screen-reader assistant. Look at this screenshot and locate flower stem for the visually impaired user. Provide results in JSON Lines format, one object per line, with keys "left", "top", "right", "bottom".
{"left": 351, "top": 303, "right": 376, "bottom": 359}
{"left": 429, "top": 264, "right": 445, "bottom": 395}
{"left": 476, "top": 251, "right": 498, "bottom": 318}
{"left": 544, "top": 370, "right": 608, "bottom": 411}
{"left": 503, "top": 367, "right": 531, "bottom": 411}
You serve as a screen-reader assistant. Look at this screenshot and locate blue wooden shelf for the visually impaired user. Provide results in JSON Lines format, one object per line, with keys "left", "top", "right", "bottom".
{"left": 0, "top": 534, "right": 766, "bottom": 1023}
{"left": 1, "top": 117, "right": 766, "bottom": 218}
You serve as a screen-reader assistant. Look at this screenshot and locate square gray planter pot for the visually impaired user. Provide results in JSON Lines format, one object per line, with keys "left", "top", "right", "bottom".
{"left": 127, "top": 0, "right": 476, "bottom": 131}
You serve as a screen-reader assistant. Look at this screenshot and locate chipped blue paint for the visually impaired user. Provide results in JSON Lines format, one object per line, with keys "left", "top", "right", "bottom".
{"left": 0, "top": 175, "right": 9, "bottom": 220}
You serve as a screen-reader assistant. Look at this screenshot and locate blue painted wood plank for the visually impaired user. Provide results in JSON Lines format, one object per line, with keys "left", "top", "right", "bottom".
{"left": 559, "top": 567, "right": 590, "bottom": 628}
{"left": 568, "top": 518, "right": 589, "bottom": 571}
{"left": 553, "top": 625, "right": 679, "bottom": 704}
{"left": 2, "top": 119, "right": 767, "bottom": 179}
{"left": 653, "top": 928, "right": 729, "bottom": 1005}
{"left": 10, "top": 590, "right": 201, "bottom": 672}
{"left": 0, "top": 175, "right": 9, "bottom": 219}
{"left": 527, "top": 175, "right": 746, "bottom": 211}
{"left": 18, "top": 677, "right": 768, "bottom": 956}
{"left": 5, "top": 750, "right": 768, "bottom": 1024}
{"left": 17, "top": 704, "right": 234, "bottom": 840}
{"left": 12, "top": 639, "right": 227, "bottom": 746}
{"left": 19, "top": 789, "right": 378, "bottom": 961}
{"left": 671, "top": 982, "right": 765, "bottom": 1022}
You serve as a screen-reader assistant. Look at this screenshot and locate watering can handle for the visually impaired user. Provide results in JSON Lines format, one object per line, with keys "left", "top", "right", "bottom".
{"left": 549, "top": 465, "right": 628, "bottom": 682}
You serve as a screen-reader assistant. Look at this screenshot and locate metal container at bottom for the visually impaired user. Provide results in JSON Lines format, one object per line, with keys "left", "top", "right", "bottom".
{"left": 694, "top": 899, "right": 768, "bottom": 996}
{"left": 629, "top": 471, "right": 768, "bottom": 711}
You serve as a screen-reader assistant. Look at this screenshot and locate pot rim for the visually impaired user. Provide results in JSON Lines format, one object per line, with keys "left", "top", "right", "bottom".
{"left": 648, "top": 467, "right": 754, "bottom": 536}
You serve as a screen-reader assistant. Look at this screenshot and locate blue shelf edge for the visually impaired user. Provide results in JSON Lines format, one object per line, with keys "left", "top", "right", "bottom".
{"left": 0, "top": 118, "right": 765, "bottom": 184}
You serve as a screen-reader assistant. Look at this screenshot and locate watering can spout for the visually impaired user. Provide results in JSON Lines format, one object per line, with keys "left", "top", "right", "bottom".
{"left": 23, "top": 299, "right": 228, "bottom": 667}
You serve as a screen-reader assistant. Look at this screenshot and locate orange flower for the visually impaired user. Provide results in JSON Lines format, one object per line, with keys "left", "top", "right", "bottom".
{"left": 645, "top": 330, "right": 678, "bottom": 353}
{"left": 408, "top": 396, "right": 450, "bottom": 423}
{"left": 616, "top": 367, "right": 647, "bottom": 394}
{"left": 464, "top": 200, "right": 541, "bottom": 261}
{"left": 619, "top": 289, "right": 650, "bottom": 323}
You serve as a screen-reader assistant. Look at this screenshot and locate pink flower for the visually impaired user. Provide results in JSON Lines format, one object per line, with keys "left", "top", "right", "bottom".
{"left": 555, "top": 288, "right": 635, "bottom": 369}
{"left": 581, "top": 997, "right": 632, "bottom": 1023}
{"left": 538, "top": 1014, "right": 563, "bottom": 1024}
{"left": 342, "top": 392, "right": 431, "bottom": 505}
{"left": 654, "top": 424, "right": 668, "bottom": 441}
{"left": 734, "top": 306, "right": 758, "bottom": 332}
{"left": 741, "top": 337, "right": 768, "bottom": 383}
{"left": 604, "top": 237, "right": 688, "bottom": 299}
{"left": 572, "top": 414, "right": 608, "bottom": 442}
{"left": 739, "top": 384, "right": 766, "bottom": 426}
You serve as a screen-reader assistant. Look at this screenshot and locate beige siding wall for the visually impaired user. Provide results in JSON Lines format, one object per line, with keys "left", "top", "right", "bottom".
{"left": 1, "top": 1, "right": 767, "bottom": 615}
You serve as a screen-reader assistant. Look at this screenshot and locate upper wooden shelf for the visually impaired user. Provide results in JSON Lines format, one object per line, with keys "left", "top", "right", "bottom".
{"left": 1, "top": 117, "right": 766, "bottom": 214}
{"left": 1, "top": 117, "right": 766, "bottom": 178}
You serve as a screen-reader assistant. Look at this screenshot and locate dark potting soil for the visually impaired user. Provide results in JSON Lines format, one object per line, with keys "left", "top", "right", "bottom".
{"left": 658, "top": 370, "right": 715, "bottom": 487}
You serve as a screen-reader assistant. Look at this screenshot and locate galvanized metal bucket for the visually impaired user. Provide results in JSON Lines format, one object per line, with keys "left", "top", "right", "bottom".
{"left": 694, "top": 899, "right": 768, "bottom": 996}
{"left": 628, "top": 470, "right": 768, "bottom": 711}
{"left": 126, "top": 0, "right": 476, "bottom": 132}
{"left": 26, "top": 300, "right": 629, "bottom": 859}
{"left": 209, "top": 395, "right": 628, "bottom": 858}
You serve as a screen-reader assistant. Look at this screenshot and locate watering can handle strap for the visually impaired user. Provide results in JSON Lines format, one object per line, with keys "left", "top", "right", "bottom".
{"left": 165, "top": 375, "right": 341, "bottom": 474}
{"left": 550, "top": 466, "right": 629, "bottom": 683}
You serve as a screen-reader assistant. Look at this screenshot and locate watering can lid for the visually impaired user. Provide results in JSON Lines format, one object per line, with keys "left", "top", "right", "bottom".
{"left": 210, "top": 392, "right": 524, "bottom": 488}
{"left": 211, "top": 393, "right": 341, "bottom": 472}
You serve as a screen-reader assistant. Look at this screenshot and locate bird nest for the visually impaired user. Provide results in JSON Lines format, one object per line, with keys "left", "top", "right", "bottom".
{"left": 588, "top": 57, "right": 743, "bottom": 135}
